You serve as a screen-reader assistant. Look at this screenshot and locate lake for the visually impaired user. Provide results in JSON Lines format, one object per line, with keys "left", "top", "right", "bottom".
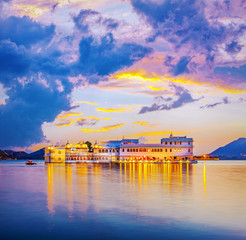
{"left": 0, "top": 160, "right": 246, "bottom": 240}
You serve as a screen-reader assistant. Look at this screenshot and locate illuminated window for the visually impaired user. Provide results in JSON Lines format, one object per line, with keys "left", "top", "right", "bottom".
{"left": 174, "top": 142, "right": 176, "bottom": 145}
{"left": 160, "top": 149, "right": 163, "bottom": 152}
{"left": 188, "top": 149, "right": 191, "bottom": 152}
{"left": 188, "top": 142, "right": 190, "bottom": 145}
{"left": 170, "top": 149, "right": 172, "bottom": 152}
{"left": 136, "top": 149, "right": 138, "bottom": 152}
{"left": 165, "top": 149, "right": 167, "bottom": 152}
{"left": 127, "top": 149, "right": 129, "bottom": 152}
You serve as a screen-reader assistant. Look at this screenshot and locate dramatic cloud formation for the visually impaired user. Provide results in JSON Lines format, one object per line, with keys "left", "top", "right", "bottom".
{"left": 130, "top": 0, "right": 246, "bottom": 82}
{"left": 0, "top": 9, "right": 151, "bottom": 148}
{"left": 0, "top": 0, "right": 245, "bottom": 152}
{"left": 75, "top": 33, "right": 152, "bottom": 78}
{"left": 0, "top": 16, "right": 55, "bottom": 48}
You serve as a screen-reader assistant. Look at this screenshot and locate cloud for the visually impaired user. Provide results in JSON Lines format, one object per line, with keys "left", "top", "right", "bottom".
{"left": 0, "top": 16, "right": 55, "bottom": 48}
{"left": 73, "top": 101, "right": 98, "bottom": 105}
{"left": 133, "top": 121, "right": 148, "bottom": 126}
{"left": 0, "top": 40, "right": 30, "bottom": 86}
{"left": 214, "top": 64, "right": 246, "bottom": 81}
{"left": 0, "top": 9, "right": 151, "bottom": 148}
{"left": 200, "top": 97, "right": 230, "bottom": 109}
{"left": 0, "top": 81, "right": 71, "bottom": 148}
{"left": 80, "top": 123, "right": 125, "bottom": 133}
{"left": 131, "top": 0, "right": 246, "bottom": 53}
{"left": 55, "top": 119, "right": 74, "bottom": 127}
{"left": 96, "top": 107, "right": 130, "bottom": 112}
{"left": 76, "top": 116, "right": 111, "bottom": 126}
{"left": 225, "top": 41, "right": 243, "bottom": 54}
{"left": 57, "top": 112, "right": 83, "bottom": 119}
{"left": 133, "top": 121, "right": 158, "bottom": 127}
{"left": 139, "top": 85, "right": 200, "bottom": 114}
{"left": 130, "top": 0, "right": 246, "bottom": 79}
{"left": 172, "top": 56, "right": 192, "bottom": 76}
{"left": 75, "top": 33, "right": 152, "bottom": 78}
{"left": 239, "top": 98, "right": 246, "bottom": 102}
{"left": 74, "top": 9, "right": 119, "bottom": 33}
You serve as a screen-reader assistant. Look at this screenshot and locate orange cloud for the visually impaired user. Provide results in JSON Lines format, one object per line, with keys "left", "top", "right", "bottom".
{"left": 147, "top": 86, "right": 166, "bottom": 91}
{"left": 96, "top": 108, "right": 130, "bottom": 112}
{"left": 133, "top": 121, "right": 148, "bottom": 126}
{"left": 74, "top": 101, "right": 98, "bottom": 105}
{"left": 111, "top": 71, "right": 246, "bottom": 94}
{"left": 111, "top": 72, "right": 162, "bottom": 83}
{"left": 11, "top": 0, "right": 114, "bottom": 18}
{"left": 57, "top": 112, "right": 83, "bottom": 119}
{"left": 0, "top": 100, "right": 6, "bottom": 105}
{"left": 80, "top": 123, "right": 125, "bottom": 133}
{"left": 12, "top": 4, "right": 46, "bottom": 18}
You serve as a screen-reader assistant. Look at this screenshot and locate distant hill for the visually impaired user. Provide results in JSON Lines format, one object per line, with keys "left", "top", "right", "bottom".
{"left": 28, "top": 148, "right": 44, "bottom": 159}
{"left": 0, "top": 148, "right": 44, "bottom": 160}
{"left": 210, "top": 138, "right": 246, "bottom": 159}
{"left": 4, "top": 150, "right": 29, "bottom": 159}
{"left": 0, "top": 150, "right": 10, "bottom": 160}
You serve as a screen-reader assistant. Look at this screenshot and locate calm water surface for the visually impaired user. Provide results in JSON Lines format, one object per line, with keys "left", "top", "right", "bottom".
{"left": 0, "top": 160, "right": 246, "bottom": 240}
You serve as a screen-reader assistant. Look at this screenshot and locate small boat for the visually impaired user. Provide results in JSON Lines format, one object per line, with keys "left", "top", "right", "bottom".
{"left": 26, "top": 160, "right": 37, "bottom": 165}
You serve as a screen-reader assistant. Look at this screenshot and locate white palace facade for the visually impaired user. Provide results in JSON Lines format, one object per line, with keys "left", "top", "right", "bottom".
{"left": 45, "top": 134, "right": 194, "bottom": 163}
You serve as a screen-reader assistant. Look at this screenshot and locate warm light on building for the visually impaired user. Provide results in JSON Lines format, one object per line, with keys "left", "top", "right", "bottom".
{"left": 45, "top": 134, "right": 194, "bottom": 163}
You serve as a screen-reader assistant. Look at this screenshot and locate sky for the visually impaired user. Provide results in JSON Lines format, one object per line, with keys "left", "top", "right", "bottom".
{"left": 0, "top": 0, "right": 245, "bottom": 155}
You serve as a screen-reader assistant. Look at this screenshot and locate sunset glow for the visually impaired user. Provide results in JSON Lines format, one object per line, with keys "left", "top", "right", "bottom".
{"left": 0, "top": 0, "right": 245, "bottom": 155}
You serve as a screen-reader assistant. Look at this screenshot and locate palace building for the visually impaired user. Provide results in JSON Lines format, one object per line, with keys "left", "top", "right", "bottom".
{"left": 45, "top": 134, "right": 194, "bottom": 163}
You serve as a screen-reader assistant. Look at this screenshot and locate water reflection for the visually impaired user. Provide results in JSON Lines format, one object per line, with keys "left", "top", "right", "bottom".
{"left": 46, "top": 163, "right": 195, "bottom": 215}
{"left": 44, "top": 161, "right": 246, "bottom": 233}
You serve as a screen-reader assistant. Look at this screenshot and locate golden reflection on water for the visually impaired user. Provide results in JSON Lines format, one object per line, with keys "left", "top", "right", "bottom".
{"left": 47, "top": 164, "right": 54, "bottom": 214}
{"left": 46, "top": 162, "right": 246, "bottom": 232}
{"left": 203, "top": 163, "right": 206, "bottom": 197}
